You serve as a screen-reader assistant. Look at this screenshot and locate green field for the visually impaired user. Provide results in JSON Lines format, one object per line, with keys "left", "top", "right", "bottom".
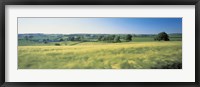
{"left": 133, "top": 37, "right": 181, "bottom": 42}
{"left": 18, "top": 41, "right": 182, "bottom": 69}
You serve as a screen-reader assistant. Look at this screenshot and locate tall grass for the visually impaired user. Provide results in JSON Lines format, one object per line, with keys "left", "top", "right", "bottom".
{"left": 18, "top": 41, "right": 182, "bottom": 69}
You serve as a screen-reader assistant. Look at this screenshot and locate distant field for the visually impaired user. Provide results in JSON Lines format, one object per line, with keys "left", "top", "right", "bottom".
{"left": 18, "top": 41, "right": 182, "bottom": 69}
{"left": 18, "top": 36, "right": 182, "bottom": 46}
{"left": 133, "top": 36, "right": 181, "bottom": 42}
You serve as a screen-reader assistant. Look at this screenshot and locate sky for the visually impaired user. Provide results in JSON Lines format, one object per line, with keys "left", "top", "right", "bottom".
{"left": 18, "top": 18, "right": 182, "bottom": 34}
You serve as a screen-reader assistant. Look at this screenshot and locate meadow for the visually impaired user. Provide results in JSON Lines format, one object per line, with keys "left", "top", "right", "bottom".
{"left": 18, "top": 41, "right": 182, "bottom": 69}
{"left": 18, "top": 17, "right": 182, "bottom": 69}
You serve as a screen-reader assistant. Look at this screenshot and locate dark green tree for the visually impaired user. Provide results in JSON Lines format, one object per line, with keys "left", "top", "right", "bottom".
{"left": 68, "top": 36, "right": 75, "bottom": 41}
{"left": 59, "top": 38, "right": 64, "bottom": 42}
{"left": 43, "top": 39, "right": 48, "bottom": 44}
{"left": 25, "top": 36, "right": 29, "bottom": 40}
{"left": 154, "top": 32, "right": 170, "bottom": 41}
{"left": 101, "top": 36, "right": 106, "bottom": 41}
{"left": 107, "top": 35, "right": 115, "bottom": 42}
{"left": 98, "top": 36, "right": 103, "bottom": 41}
{"left": 125, "top": 34, "right": 132, "bottom": 42}
{"left": 55, "top": 43, "right": 60, "bottom": 46}
{"left": 114, "top": 36, "right": 121, "bottom": 43}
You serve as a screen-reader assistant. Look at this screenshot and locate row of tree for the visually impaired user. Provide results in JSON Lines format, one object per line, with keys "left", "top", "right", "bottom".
{"left": 19, "top": 32, "right": 170, "bottom": 44}
{"left": 98, "top": 34, "right": 132, "bottom": 42}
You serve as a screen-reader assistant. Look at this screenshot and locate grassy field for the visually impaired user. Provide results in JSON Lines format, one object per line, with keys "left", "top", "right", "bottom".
{"left": 133, "top": 37, "right": 181, "bottom": 42}
{"left": 18, "top": 41, "right": 182, "bottom": 69}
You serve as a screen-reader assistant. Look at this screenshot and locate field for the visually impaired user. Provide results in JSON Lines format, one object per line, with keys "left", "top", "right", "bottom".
{"left": 18, "top": 41, "right": 182, "bottom": 69}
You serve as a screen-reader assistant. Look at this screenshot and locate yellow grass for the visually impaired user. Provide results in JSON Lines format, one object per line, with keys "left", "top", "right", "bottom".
{"left": 18, "top": 41, "right": 182, "bottom": 69}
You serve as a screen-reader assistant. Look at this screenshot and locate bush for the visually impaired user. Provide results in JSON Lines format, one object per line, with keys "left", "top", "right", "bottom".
{"left": 154, "top": 32, "right": 170, "bottom": 41}
{"left": 125, "top": 34, "right": 132, "bottom": 42}
{"left": 55, "top": 43, "right": 60, "bottom": 46}
{"left": 114, "top": 36, "right": 121, "bottom": 43}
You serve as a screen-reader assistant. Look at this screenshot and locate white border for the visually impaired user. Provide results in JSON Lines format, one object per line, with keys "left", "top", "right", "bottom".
{"left": 5, "top": 5, "right": 195, "bottom": 82}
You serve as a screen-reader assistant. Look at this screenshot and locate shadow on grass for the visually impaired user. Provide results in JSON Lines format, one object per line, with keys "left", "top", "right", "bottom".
{"left": 151, "top": 62, "right": 182, "bottom": 69}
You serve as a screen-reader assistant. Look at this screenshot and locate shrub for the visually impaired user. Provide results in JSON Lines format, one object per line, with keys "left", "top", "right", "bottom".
{"left": 114, "top": 36, "right": 121, "bottom": 43}
{"left": 125, "top": 34, "right": 132, "bottom": 42}
{"left": 55, "top": 43, "right": 60, "bottom": 46}
{"left": 154, "top": 32, "right": 170, "bottom": 41}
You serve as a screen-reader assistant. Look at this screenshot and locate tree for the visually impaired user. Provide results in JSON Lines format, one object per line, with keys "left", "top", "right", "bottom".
{"left": 154, "top": 32, "right": 170, "bottom": 41}
{"left": 59, "top": 38, "right": 64, "bottom": 42}
{"left": 29, "top": 36, "right": 34, "bottom": 39}
{"left": 125, "top": 34, "right": 132, "bottom": 42}
{"left": 68, "top": 36, "right": 75, "bottom": 41}
{"left": 55, "top": 43, "right": 60, "bottom": 46}
{"left": 114, "top": 36, "right": 121, "bottom": 43}
{"left": 98, "top": 36, "right": 103, "bottom": 41}
{"left": 108, "top": 35, "right": 115, "bottom": 42}
{"left": 80, "top": 36, "right": 84, "bottom": 41}
{"left": 75, "top": 36, "right": 81, "bottom": 41}
{"left": 101, "top": 36, "right": 106, "bottom": 41}
{"left": 43, "top": 39, "right": 48, "bottom": 44}
{"left": 25, "top": 36, "right": 29, "bottom": 40}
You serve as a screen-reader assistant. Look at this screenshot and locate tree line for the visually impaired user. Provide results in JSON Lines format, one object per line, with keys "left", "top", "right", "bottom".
{"left": 18, "top": 32, "right": 170, "bottom": 44}
{"left": 98, "top": 34, "right": 132, "bottom": 43}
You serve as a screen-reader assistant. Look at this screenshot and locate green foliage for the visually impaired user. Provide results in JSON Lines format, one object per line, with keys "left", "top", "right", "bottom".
{"left": 125, "top": 34, "right": 132, "bottom": 42}
{"left": 114, "top": 36, "right": 121, "bottom": 43}
{"left": 98, "top": 36, "right": 103, "bottom": 41}
{"left": 43, "top": 39, "right": 48, "bottom": 44}
{"left": 55, "top": 43, "right": 60, "bottom": 46}
{"left": 18, "top": 33, "right": 181, "bottom": 46}
{"left": 154, "top": 32, "right": 170, "bottom": 41}
{"left": 59, "top": 38, "right": 64, "bottom": 42}
{"left": 74, "top": 36, "right": 81, "bottom": 41}
{"left": 98, "top": 35, "right": 122, "bottom": 43}
{"left": 68, "top": 36, "right": 75, "bottom": 41}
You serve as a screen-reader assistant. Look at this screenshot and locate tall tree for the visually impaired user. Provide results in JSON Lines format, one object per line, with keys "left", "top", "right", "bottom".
{"left": 125, "top": 34, "right": 132, "bottom": 42}
{"left": 114, "top": 36, "right": 121, "bottom": 43}
{"left": 154, "top": 32, "right": 170, "bottom": 41}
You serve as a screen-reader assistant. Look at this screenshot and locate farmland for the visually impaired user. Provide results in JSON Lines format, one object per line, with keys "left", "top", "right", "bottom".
{"left": 18, "top": 17, "right": 183, "bottom": 69}
{"left": 18, "top": 36, "right": 182, "bottom": 69}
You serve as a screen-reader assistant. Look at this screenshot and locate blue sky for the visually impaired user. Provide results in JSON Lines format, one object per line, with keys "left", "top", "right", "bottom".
{"left": 18, "top": 18, "right": 182, "bottom": 34}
